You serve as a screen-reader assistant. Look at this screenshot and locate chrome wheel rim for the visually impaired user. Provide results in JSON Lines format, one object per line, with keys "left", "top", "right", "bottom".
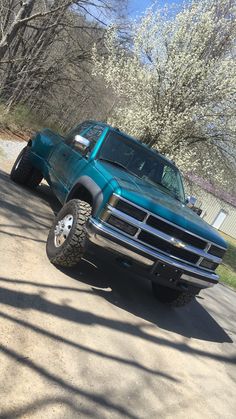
{"left": 54, "top": 214, "right": 74, "bottom": 247}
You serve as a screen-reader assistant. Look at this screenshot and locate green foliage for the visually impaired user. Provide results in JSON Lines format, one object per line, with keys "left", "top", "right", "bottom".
{"left": 0, "top": 103, "right": 62, "bottom": 134}
{"left": 217, "top": 234, "right": 236, "bottom": 290}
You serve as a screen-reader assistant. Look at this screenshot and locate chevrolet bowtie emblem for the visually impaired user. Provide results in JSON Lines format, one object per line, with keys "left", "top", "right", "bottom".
{"left": 171, "top": 238, "right": 186, "bottom": 248}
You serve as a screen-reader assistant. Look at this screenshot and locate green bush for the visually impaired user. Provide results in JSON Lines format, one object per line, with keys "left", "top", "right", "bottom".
{"left": 217, "top": 234, "right": 236, "bottom": 290}
{"left": 0, "top": 103, "right": 62, "bottom": 134}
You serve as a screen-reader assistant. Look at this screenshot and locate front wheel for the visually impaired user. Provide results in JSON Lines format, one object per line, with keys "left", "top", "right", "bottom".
{"left": 152, "top": 282, "right": 196, "bottom": 307}
{"left": 46, "top": 199, "right": 91, "bottom": 267}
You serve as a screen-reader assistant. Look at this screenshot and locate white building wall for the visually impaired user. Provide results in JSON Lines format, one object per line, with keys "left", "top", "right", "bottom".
{"left": 185, "top": 182, "right": 236, "bottom": 239}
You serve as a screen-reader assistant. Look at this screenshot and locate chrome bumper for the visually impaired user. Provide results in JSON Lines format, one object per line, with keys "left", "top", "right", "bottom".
{"left": 85, "top": 218, "right": 219, "bottom": 289}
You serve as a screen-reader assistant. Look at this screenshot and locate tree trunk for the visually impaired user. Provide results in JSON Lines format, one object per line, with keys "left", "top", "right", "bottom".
{"left": 0, "top": 1, "right": 36, "bottom": 60}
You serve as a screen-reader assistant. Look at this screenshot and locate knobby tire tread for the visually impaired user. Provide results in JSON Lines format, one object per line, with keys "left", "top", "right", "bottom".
{"left": 47, "top": 199, "right": 92, "bottom": 267}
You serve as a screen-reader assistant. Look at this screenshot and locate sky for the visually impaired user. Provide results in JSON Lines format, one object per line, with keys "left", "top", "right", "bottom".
{"left": 84, "top": 0, "right": 185, "bottom": 26}
{"left": 128, "top": 0, "right": 184, "bottom": 18}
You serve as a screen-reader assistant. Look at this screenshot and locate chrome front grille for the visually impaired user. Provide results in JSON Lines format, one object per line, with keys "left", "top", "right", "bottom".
{"left": 103, "top": 196, "right": 224, "bottom": 270}
{"left": 146, "top": 215, "right": 207, "bottom": 250}
{"left": 138, "top": 230, "right": 200, "bottom": 264}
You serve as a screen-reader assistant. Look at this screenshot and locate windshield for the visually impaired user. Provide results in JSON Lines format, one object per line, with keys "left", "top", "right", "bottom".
{"left": 98, "top": 131, "right": 185, "bottom": 203}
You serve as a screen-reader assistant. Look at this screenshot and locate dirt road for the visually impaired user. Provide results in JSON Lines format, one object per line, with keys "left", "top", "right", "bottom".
{"left": 0, "top": 140, "right": 236, "bottom": 418}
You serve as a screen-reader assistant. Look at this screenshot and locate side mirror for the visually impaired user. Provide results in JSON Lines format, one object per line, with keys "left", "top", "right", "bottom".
{"left": 74, "top": 135, "right": 90, "bottom": 153}
{"left": 186, "top": 195, "right": 197, "bottom": 208}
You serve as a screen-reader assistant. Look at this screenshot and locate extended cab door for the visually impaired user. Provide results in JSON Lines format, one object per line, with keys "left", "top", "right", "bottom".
{"left": 48, "top": 121, "right": 92, "bottom": 201}
{"left": 49, "top": 122, "right": 105, "bottom": 202}
{"left": 62, "top": 124, "right": 106, "bottom": 192}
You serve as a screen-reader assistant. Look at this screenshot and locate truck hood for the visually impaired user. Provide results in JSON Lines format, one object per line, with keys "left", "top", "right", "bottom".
{"left": 96, "top": 161, "right": 227, "bottom": 248}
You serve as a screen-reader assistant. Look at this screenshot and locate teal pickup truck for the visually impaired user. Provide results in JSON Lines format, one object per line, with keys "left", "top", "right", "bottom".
{"left": 10, "top": 120, "right": 227, "bottom": 306}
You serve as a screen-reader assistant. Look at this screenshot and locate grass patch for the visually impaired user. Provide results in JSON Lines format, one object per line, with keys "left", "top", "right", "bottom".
{"left": 0, "top": 103, "right": 62, "bottom": 136}
{"left": 0, "top": 103, "right": 43, "bottom": 132}
{"left": 217, "top": 233, "right": 236, "bottom": 290}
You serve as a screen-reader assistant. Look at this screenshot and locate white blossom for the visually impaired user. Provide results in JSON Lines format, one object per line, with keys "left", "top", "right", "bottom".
{"left": 92, "top": 0, "right": 236, "bottom": 189}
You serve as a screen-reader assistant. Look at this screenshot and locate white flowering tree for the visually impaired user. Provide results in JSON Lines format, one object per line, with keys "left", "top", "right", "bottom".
{"left": 92, "top": 0, "right": 236, "bottom": 189}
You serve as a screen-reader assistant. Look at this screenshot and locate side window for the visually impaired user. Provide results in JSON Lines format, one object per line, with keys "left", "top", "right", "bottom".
{"left": 65, "top": 122, "right": 91, "bottom": 145}
{"left": 83, "top": 125, "right": 104, "bottom": 148}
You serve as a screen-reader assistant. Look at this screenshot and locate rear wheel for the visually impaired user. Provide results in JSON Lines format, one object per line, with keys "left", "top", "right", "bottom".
{"left": 152, "top": 282, "right": 196, "bottom": 307}
{"left": 46, "top": 199, "right": 92, "bottom": 267}
{"left": 10, "top": 146, "right": 42, "bottom": 188}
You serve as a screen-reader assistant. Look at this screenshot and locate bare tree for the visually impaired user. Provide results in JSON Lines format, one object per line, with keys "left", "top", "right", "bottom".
{"left": 0, "top": 0, "right": 127, "bottom": 132}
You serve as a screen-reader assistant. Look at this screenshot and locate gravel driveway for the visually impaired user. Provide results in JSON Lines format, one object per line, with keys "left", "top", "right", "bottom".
{"left": 0, "top": 139, "right": 25, "bottom": 160}
{"left": 0, "top": 139, "right": 236, "bottom": 419}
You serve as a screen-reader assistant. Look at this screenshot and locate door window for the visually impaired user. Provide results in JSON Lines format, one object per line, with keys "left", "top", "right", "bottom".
{"left": 65, "top": 121, "right": 92, "bottom": 145}
{"left": 83, "top": 125, "right": 104, "bottom": 148}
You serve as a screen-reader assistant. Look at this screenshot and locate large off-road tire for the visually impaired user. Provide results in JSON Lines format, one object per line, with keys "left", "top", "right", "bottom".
{"left": 46, "top": 199, "right": 92, "bottom": 267}
{"left": 151, "top": 282, "right": 196, "bottom": 307}
{"left": 10, "top": 146, "right": 42, "bottom": 188}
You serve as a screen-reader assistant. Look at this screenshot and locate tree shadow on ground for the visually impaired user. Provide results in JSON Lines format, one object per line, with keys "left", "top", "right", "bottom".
{"left": 0, "top": 339, "right": 137, "bottom": 419}
{"left": 0, "top": 274, "right": 234, "bottom": 360}
{"left": 59, "top": 258, "right": 233, "bottom": 345}
{"left": 0, "top": 396, "right": 93, "bottom": 419}
{"left": 0, "top": 271, "right": 235, "bottom": 418}
{"left": 0, "top": 169, "right": 59, "bottom": 243}
{"left": 0, "top": 169, "right": 61, "bottom": 218}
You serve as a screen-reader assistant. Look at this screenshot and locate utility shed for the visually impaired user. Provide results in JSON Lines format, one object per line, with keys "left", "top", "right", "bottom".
{"left": 185, "top": 174, "right": 236, "bottom": 240}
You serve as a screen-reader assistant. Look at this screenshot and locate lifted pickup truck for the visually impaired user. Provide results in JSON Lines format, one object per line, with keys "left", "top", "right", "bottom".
{"left": 10, "top": 120, "right": 227, "bottom": 306}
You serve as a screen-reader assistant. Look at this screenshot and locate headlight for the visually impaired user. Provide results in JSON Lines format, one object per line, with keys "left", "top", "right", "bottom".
{"left": 110, "top": 196, "right": 147, "bottom": 221}
{"left": 208, "top": 245, "right": 226, "bottom": 259}
{"left": 100, "top": 195, "right": 146, "bottom": 234}
{"left": 107, "top": 215, "right": 138, "bottom": 236}
{"left": 200, "top": 259, "right": 218, "bottom": 271}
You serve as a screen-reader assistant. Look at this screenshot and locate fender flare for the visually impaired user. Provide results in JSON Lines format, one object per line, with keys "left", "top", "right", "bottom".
{"left": 66, "top": 175, "right": 103, "bottom": 215}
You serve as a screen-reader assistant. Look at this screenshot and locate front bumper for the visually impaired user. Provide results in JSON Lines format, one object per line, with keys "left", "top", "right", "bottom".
{"left": 85, "top": 218, "right": 219, "bottom": 290}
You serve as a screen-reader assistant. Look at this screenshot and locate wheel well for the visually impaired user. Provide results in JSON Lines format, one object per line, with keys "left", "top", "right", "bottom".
{"left": 67, "top": 185, "right": 93, "bottom": 206}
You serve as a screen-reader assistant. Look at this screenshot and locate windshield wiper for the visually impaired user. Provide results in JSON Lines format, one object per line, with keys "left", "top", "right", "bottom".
{"left": 98, "top": 158, "right": 128, "bottom": 171}
{"left": 98, "top": 158, "right": 140, "bottom": 178}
